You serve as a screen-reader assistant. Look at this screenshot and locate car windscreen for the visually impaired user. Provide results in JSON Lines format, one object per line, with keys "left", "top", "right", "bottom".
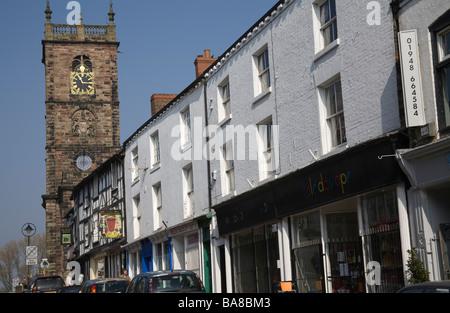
{"left": 152, "top": 274, "right": 202, "bottom": 292}
{"left": 103, "top": 280, "right": 129, "bottom": 293}
{"left": 36, "top": 278, "right": 64, "bottom": 290}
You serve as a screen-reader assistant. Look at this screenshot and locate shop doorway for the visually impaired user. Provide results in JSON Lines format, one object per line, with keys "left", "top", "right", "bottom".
{"left": 325, "top": 212, "right": 365, "bottom": 293}
{"left": 232, "top": 225, "right": 280, "bottom": 293}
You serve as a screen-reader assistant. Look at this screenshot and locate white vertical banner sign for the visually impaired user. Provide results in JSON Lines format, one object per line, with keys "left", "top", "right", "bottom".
{"left": 399, "top": 30, "right": 426, "bottom": 127}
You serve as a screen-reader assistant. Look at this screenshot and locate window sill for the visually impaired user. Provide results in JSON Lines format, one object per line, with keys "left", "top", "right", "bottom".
{"left": 150, "top": 162, "right": 161, "bottom": 173}
{"left": 313, "top": 38, "right": 340, "bottom": 62}
{"left": 218, "top": 115, "right": 232, "bottom": 128}
{"left": 131, "top": 178, "right": 140, "bottom": 187}
{"left": 253, "top": 87, "right": 272, "bottom": 105}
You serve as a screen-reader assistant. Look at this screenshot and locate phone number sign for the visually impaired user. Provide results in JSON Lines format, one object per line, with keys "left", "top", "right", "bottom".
{"left": 399, "top": 30, "right": 426, "bottom": 128}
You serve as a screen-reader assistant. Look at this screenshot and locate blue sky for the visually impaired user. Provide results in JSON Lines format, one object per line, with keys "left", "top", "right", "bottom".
{"left": 0, "top": 0, "right": 278, "bottom": 249}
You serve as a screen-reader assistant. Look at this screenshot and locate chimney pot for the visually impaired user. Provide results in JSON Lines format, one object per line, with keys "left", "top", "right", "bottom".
{"left": 194, "top": 50, "right": 217, "bottom": 78}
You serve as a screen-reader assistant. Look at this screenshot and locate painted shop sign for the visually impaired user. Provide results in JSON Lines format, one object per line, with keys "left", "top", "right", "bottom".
{"left": 215, "top": 136, "right": 406, "bottom": 236}
{"left": 301, "top": 171, "right": 352, "bottom": 199}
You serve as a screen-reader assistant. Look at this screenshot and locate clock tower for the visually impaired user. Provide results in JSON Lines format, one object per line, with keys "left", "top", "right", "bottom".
{"left": 41, "top": 1, "right": 121, "bottom": 276}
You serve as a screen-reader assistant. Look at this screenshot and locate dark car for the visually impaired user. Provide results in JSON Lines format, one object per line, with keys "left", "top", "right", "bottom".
{"left": 397, "top": 280, "right": 450, "bottom": 293}
{"left": 26, "top": 275, "right": 65, "bottom": 293}
{"left": 126, "top": 270, "right": 205, "bottom": 293}
{"left": 58, "top": 285, "right": 82, "bottom": 293}
{"left": 79, "top": 278, "right": 129, "bottom": 293}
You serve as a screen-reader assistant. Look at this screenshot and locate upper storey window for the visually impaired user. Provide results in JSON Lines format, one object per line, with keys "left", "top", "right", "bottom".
{"left": 313, "top": 0, "right": 339, "bottom": 58}
{"left": 320, "top": 0, "right": 338, "bottom": 47}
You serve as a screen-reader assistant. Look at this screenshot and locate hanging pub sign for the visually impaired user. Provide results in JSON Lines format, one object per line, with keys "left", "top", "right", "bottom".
{"left": 61, "top": 228, "right": 72, "bottom": 245}
{"left": 398, "top": 30, "right": 426, "bottom": 127}
{"left": 100, "top": 211, "right": 122, "bottom": 239}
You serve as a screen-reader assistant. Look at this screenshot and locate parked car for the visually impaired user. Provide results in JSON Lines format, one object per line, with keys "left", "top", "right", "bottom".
{"left": 25, "top": 275, "right": 65, "bottom": 293}
{"left": 58, "top": 285, "right": 82, "bottom": 293}
{"left": 79, "top": 278, "right": 129, "bottom": 293}
{"left": 126, "top": 270, "right": 205, "bottom": 293}
{"left": 397, "top": 280, "right": 450, "bottom": 293}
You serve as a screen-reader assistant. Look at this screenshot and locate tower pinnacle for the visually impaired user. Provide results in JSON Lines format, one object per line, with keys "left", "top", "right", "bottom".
{"left": 45, "top": 0, "right": 52, "bottom": 22}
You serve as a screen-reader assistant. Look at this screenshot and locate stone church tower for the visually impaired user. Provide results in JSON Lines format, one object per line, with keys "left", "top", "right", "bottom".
{"left": 41, "top": 1, "right": 121, "bottom": 276}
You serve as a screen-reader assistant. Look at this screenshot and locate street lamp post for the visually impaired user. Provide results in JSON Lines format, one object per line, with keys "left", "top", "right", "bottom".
{"left": 21, "top": 223, "right": 36, "bottom": 283}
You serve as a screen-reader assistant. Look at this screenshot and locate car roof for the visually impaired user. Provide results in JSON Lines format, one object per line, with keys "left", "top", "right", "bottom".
{"left": 399, "top": 280, "right": 450, "bottom": 290}
{"left": 84, "top": 277, "right": 128, "bottom": 283}
{"left": 137, "top": 270, "right": 199, "bottom": 277}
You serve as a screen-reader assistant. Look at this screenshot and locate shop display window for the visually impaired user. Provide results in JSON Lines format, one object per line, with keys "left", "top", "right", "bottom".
{"left": 325, "top": 212, "right": 365, "bottom": 293}
{"left": 292, "top": 212, "right": 325, "bottom": 293}
{"left": 361, "top": 190, "right": 404, "bottom": 293}
{"left": 232, "top": 225, "right": 280, "bottom": 293}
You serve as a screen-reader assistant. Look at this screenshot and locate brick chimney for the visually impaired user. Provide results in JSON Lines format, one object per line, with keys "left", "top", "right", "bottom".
{"left": 194, "top": 50, "right": 217, "bottom": 78}
{"left": 151, "top": 94, "right": 177, "bottom": 116}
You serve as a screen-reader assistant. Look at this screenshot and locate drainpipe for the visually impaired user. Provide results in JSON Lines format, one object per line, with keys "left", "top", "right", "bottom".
{"left": 203, "top": 78, "right": 213, "bottom": 214}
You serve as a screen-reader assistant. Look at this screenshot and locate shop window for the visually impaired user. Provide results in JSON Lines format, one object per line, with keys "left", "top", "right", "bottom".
{"left": 292, "top": 212, "right": 325, "bottom": 293}
{"left": 325, "top": 212, "right": 364, "bottom": 293}
{"left": 232, "top": 225, "right": 280, "bottom": 293}
{"left": 361, "top": 190, "right": 404, "bottom": 293}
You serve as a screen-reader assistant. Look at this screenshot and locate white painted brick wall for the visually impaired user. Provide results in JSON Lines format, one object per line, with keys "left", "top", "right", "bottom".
{"left": 206, "top": 0, "right": 401, "bottom": 207}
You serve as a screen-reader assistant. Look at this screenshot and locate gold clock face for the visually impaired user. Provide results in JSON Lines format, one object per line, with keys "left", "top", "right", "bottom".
{"left": 71, "top": 64, "right": 95, "bottom": 95}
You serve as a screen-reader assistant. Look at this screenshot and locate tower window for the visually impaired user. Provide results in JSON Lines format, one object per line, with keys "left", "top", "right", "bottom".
{"left": 72, "top": 55, "right": 92, "bottom": 71}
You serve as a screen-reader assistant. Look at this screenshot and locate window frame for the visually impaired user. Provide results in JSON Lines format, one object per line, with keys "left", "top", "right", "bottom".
{"left": 325, "top": 80, "right": 346, "bottom": 148}
{"left": 180, "top": 106, "right": 192, "bottom": 148}
{"left": 257, "top": 117, "right": 276, "bottom": 181}
{"left": 221, "top": 141, "right": 235, "bottom": 195}
{"left": 150, "top": 131, "right": 161, "bottom": 168}
{"left": 432, "top": 20, "right": 450, "bottom": 132}
{"left": 319, "top": 0, "right": 338, "bottom": 48}
{"left": 218, "top": 78, "right": 232, "bottom": 123}
{"left": 318, "top": 77, "right": 346, "bottom": 153}
{"left": 132, "top": 194, "right": 141, "bottom": 239}
{"left": 131, "top": 146, "right": 139, "bottom": 182}
{"left": 153, "top": 183, "right": 162, "bottom": 230}
{"left": 183, "top": 164, "right": 195, "bottom": 218}
{"left": 252, "top": 45, "right": 272, "bottom": 99}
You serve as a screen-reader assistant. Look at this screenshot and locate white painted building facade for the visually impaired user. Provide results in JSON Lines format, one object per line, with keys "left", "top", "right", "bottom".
{"left": 204, "top": 0, "right": 413, "bottom": 293}
{"left": 123, "top": 81, "right": 212, "bottom": 287}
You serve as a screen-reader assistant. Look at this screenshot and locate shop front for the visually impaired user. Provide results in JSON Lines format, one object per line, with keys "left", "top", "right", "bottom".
{"left": 291, "top": 188, "right": 406, "bottom": 293}
{"left": 396, "top": 137, "right": 450, "bottom": 281}
{"left": 214, "top": 134, "right": 411, "bottom": 293}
